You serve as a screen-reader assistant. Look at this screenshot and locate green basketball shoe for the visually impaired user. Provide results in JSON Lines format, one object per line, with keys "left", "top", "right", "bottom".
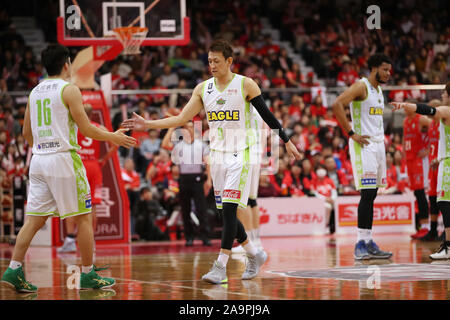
{"left": 1, "top": 266, "right": 37, "bottom": 293}
{"left": 80, "top": 268, "right": 115, "bottom": 290}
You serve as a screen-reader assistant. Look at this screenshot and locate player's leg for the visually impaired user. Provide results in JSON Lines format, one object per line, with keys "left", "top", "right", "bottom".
{"left": 248, "top": 163, "right": 262, "bottom": 248}
{"left": 430, "top": 201, "right": 450, "bottom": 259}
{"left": 364, "top": 142, "right": 392, "bottom": 259}
{"left": 351, "top": 140, "right": 391, "bottom": 260}
{"left": 1, "top": 158, "right": 54, "bottom": 293}
{"left": 408, "top": 159, "right": 430, "bottom": 239}
{"left": 1, "top": 215, "right": 48, "bottom": 292}
{"left": 57, "top": 218, "right": 77, "bottom": 253}
{"left": 233, "top": 206, "right": 252, "bottom": 253}
{"left": 54, "top": 152, "right": 114, "bottom": 289}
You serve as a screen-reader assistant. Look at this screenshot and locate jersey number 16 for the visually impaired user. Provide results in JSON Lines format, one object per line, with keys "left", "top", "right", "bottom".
{"left": 37, "top": 98, "right": 52, "bottom": 127}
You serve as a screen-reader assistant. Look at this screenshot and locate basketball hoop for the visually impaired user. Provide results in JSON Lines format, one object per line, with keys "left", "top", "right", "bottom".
{"left": 113, "top": 26, "right": 149, "bottom": 55}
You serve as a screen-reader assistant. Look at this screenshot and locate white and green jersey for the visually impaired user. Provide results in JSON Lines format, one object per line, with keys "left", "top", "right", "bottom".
{"left": 29, "top": 79, "right": 80, "bottom": 155}
{"left": 201, "top": 73, "right": 254, "bottom": 153}
{"left": 349, "top": 77, "right": 385, "bottom": 142}
{"left": 437, "top": 120, "right": 450, "bottom": 202}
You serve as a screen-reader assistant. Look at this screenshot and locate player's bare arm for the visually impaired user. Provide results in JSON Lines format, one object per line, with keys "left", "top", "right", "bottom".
{"left": 243, "top": 77, "right": 302, "bottom": 160}
{"left": 122, "top": 83, "right": 205, "bottom": 131}
{"left": 161, "top": 127, "right": 176, "bottom": 150}
{"left": 22, "top": 100, "right": 33, "bottom": 146}
{"left": 63, "top": 84, "right": 136, "bottom": 148}
{"left": 332, "top": 81, "right": 370, "bottom": 146}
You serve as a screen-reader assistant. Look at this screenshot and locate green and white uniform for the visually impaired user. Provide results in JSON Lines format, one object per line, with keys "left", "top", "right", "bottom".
{"left": 202, "top": 73, "right": 254, "bottom": 209}
{"left": 26, "top": 79, "right": 91, "bottom": 219}
{"left": 437, "top": 120, "right": 450, "bottom": 202}
{"left": 348, "top": 77, "right": 387, "bottom": 190}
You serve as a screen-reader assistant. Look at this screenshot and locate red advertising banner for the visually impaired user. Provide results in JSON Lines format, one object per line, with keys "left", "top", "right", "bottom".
{"left": 334, "top": 194, "right": 416, "bottom": 235}
{"left": 53, "top": 91, "right": 130, "bottom": 245}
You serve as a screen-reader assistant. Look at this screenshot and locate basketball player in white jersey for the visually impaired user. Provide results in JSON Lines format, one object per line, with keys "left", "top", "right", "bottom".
{"left": 0, "top": 44, "right": 136, "bottom": 292}
{"left": 123, "top": 39, "right": 301, "bottom": 284}
{"left": 392, "top": 82, "right": 450, "bottom": 259}
{"left": 332, "top": 53, "right": 393, "bottom": 260}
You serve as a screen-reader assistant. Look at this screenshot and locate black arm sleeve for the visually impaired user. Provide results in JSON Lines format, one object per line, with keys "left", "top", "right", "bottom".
{"left": 416, "top": 103, "right": 437, "bottom": 116}
{"left": 250, "top": 95, "right": 290, "bottom": 143}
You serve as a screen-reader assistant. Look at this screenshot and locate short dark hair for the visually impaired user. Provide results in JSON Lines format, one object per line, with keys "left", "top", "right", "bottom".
{"left": 41, "top": 44, "right": 70, "bottom": 76}
{"left": 367, "top": 53, "right": 392, "bottom": 70}
{"left": 208, "top": 39, "right": 233, "bottom": 60}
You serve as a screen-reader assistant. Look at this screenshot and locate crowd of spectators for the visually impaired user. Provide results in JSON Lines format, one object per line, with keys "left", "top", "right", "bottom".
{"left": 0, "top": 0, "right": 448, "bottom": 237}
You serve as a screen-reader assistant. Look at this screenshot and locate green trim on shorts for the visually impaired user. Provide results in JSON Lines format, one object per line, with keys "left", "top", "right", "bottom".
{"left": 352, "top": 101, "right": 362, "bottom": 135}
{"left": 60, "top": 209, "right": 92, "bottom": 220}
{"left": 353, "top": 141, "right": 364, "bottom": 190}
{"left": 26, "top": 212, "right": 55, "bottom": 216}
{"left": 235, "top": 147, "right": 250, "bottom": 202}
{"left": 70, "top": 150, "right": 90, "bottom": 213}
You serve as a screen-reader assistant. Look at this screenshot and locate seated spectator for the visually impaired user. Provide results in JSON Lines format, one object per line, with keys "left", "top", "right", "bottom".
{"left": 161, "top": 64, "right": 179, "bottom": 89}
{"left": 286, "top": 63, "right": 304, "bottom": 87}
{"left": 388, "top": 76, "right": 409, "bottom": 102}
{"left": 271, "top": 69, "right": 286, "bottom": 87}
{"left": 406, "top": 74, "right": 426, "bottom": 102}
{"left": 258, "top": 174, "right": 279, "bottom": 197}
{"left": 336, "top": 61, "right": 359, "bottom": 87}
{"left": 310, "top": 95, "right": 327, "bottom": 118}
{"left": 324, "top": 155, "right": 349, "bottom": 195}
{"left": 287, "top": 94, "right": 305, "bottom": 122}
{"left": 146, "top": 149, "right": 172, "bottom": 191}
{"left": 300, "top": 158, "right": 316, "bottom": 196}
{"left": 301, "top": 72, "right": 319, "bottom": 104}
{"left": 139, "top": 129, "right": 161, "bottom": 175}
{"left": 311, "top": 165, "right": 337, "bottom": 232}
{"left": 283, "top": 161, "right": 307, "bottom": 197}
{"left": 387, "top": 150, "right": 409, "bottom": 193}
{"left": 132, "top": 187, "right": 169, "bottom": 241}
{"left": 121, "top": 158, "right": 141, "bottom": 216}
{"left": 268, "top": 158, "right": 289, "bottom": 196}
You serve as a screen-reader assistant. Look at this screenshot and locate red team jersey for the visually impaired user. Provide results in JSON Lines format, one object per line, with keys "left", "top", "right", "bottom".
{"left": 403, "top": 114, "right": 427, "bottom": 190}
{"left": 403, "top": 114, "right": 423, "bottom": 160}
{"left": 77, "top": 121, "right": 103, "bottom": 204}
{"left": 77, "top": 121, "right": 102, "bottom": 161}
{"left": 428, "top": 120, "right": 439, "bottom": 196}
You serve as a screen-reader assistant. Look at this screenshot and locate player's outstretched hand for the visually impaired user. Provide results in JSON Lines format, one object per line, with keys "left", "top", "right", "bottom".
{"left": 112, "top": 128, "right": 137, "bottom": 148}
{"left": 285, "top": 140, "right": 303, "bottom": 160}
{"left": 351, "top": 133, "right": 370, "bottom": 146}
{"left": 121, "top": 112, "right": 148, "bottom": 131}
{"left": 390, "top": 102, "right": 416, "bottom": 112}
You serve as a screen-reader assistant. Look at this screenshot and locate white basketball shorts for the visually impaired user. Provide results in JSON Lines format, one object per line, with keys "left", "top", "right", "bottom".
{"left": 349, "top": 139, "right": 387, "bottom": 190}
{"left": 210, "top": 148, "right": 253, "bottom": 209}
{"left": 26, "top": 151, "right": 92, "bottom": 219}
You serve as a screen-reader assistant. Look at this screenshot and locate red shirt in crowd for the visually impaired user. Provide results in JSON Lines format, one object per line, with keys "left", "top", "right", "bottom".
{"left": 428, "top": 119, "right": 439, "bottom": 162}
{"left": 337, "top": 69, "right": 359, "bottom": 86}
{"left": 146, "top": 160, "right": 172, "bottom": 185}
{"left": 312, "top": 176, "right": 336, "bottom": 198}
{"left": 121, "top": 168, "right": 140, "bottom": 191}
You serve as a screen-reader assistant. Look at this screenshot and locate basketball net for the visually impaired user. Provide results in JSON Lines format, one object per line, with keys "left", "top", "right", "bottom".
{"left": 113, "top": 27, "right": 149, "bottom": 55}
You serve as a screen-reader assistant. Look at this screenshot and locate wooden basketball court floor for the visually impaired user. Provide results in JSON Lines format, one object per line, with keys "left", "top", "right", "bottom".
{"left": 1, "top": 233, "right": 450, "bottom": 300}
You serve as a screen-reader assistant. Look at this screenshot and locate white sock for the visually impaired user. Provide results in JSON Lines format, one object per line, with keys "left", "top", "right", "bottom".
{"left": 82, "top": 265, "right": 93, "bottom": 274}
{"left": 248, "top": 230, "right": 255, "bottom": 241}
{"left": 217, "top": 253, "right": 229, "bottom": 268}
{"left": 357, "top": 228, "right": 372, "bottom": 243}
{"left": 243, "top": 241, "right": 258, "bottom": 256}
{"left": 421, "top": 223, "right": 429, "bottom": 230}
{"left": 9, "top": 260, "right": 22, "bottom": 270}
